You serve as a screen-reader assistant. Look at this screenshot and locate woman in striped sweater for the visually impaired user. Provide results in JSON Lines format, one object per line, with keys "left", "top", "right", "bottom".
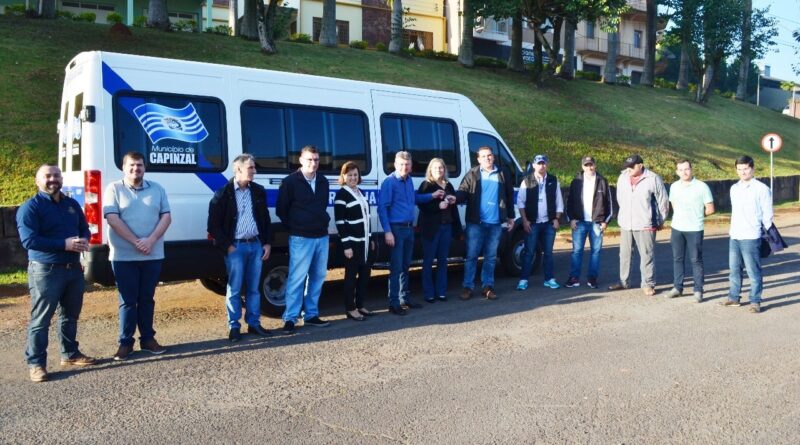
{"left": 334, "top": 162, "right": 375, "bottom": 321}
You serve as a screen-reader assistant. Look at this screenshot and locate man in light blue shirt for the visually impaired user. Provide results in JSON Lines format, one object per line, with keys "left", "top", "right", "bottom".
{"left": 665, "top": 159, "right": 714, "bottom": 302}
{"left": 721, "top": 155, "right": 773, "bottom": 313}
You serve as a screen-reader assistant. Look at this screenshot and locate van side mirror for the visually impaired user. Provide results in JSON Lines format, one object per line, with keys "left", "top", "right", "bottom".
{"left": 80, "top": 106, "right": 96, "bottom": 123}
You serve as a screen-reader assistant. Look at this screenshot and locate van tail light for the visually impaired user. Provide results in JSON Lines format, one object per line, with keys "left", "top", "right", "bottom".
{"left": 84, "top": 170, "right": 102, "bottom": 245}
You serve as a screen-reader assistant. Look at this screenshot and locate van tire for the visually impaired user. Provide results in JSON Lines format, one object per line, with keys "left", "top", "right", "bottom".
{"left": 199, "top": 277, "right": 226, "bottom": 296}
{"left": 502, "top": 229, "right": 541, "bottom": 276}
{"left": 260, "top": 257, "right": 289, "bottom": 318}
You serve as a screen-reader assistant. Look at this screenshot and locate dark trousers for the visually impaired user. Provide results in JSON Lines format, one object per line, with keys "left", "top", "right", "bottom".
{"left": 112, "top": 260, "right": 163, "bottom": 346}
{"left": 671, "top": 229, "right": 704, "bottom": 292}
{"left": 343, "top": 256, "right": 371, "bottom": 311}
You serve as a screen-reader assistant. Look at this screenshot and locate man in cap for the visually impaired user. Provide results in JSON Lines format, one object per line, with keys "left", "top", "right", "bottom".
{"left": 609, "top": 154, "right": 669, "bottom": 296}
{"left": 564, "top": 156, "right": 614, "bottom": 289}
{"left": 516, "top": 154, "right": 563, "bottom": 290}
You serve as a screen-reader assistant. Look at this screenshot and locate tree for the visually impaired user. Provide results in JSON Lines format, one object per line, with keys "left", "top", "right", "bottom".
{"left": 147, "top": 0, "right": 170, "bottom": 30}
{"left": 458, "top": 0, "right": 475, "bottom": 67}
{"left": 38, "top": 0, "right": 56, "bottom": 18}
{"left": 508, "top": 7, "right": 525, "bottom": 71}
{"left": 256, "top": 0, "right": 281, "bottom": 54}
{"left": 240, "top": 0, "right": 259, "bottom": 40}
{"left": 640, "top": 0, "right": 657, "bottom": 86}
{"left": 388, "top": 0, "right": 404, "bottom": 53}
{"left": 794, "top": 29, "right": 800, "bottom": 76}
{"left": 603, "top": 21, "right": 619, "bottom": 84}
{"left": 734, "top": 0, "right": 751, "bottom": 99}
{"left": 319, "top": 0, "right": 337, "bottom": 47}
{"left": 475, "top": 0, "right": 523, "bottom": 71}
{"left": 560, "top": 18, "right": 577, "bottom": 79}
{"left": 228, "top": 0, "right": 239, "bottom": 36}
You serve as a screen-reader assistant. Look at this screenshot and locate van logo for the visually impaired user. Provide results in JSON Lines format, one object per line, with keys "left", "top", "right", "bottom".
{"left": 132, "top": 103, "right": 209, "bottom": 144}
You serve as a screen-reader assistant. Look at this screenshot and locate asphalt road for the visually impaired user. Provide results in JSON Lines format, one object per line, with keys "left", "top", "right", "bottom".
{"left": 1, "top": 215, "right": 799, "bottom": 444}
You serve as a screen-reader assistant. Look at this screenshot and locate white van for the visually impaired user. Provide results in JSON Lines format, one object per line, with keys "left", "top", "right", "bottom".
{"left": 57, "top": 51, "right": 532, "bottom": 316}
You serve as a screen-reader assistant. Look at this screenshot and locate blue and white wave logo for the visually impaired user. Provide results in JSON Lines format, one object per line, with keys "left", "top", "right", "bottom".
{"left": 132, "top": 103, "right": 209, "bottom": 144}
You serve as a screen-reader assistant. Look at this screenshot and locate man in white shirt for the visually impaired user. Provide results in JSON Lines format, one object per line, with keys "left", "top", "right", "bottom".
{"left": 722, "top": 155, "right": 773, "bottom": 313}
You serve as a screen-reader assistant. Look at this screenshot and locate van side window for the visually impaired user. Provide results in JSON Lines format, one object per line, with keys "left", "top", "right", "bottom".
{"left": 58, "top": 101, "right": 70, "bottom": 172}
{"left": 241, "top": 102, "right": 370, "bottom": 175}
{"left": 468, "top": 132, "right": 522, "bottom": 187}
{"left": 380, "top": 114, "right": 460, "bottom": 176}
{"left": 70, "top": 93, "right": 83, "bottom": 172}
{"left": 113, "top": 92, "right": 227, "bottom": 172}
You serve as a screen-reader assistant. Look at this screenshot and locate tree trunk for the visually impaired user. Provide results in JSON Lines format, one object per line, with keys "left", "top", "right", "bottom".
{"left": 507, "top": 8, "right": 524, "bottom": 72}
{"left": 532, "top": 28, "right": 544, "bottom": 86}
{"left": 548, "top": 16, "right": 563, "bottom": 76}
{"left": 240, "top": 0, "right": 258, "bottom": 40}
{"left": 736, "top": 0, "right": 752, "bottom": 100}
{"left": 319, "top": 0, "right": 338, "bottom": 47}
{"left": 257, "top": 0, "right": 280, "bottom": 54}
{"left": 603, "top": 23, "right": 619, "bottom": 84}
{"left": 560, "top": 18, "right": 576, "bottom": 80}
{"left": 640, "top": 0, "right": 657, "bottom": 86}
{"left": 389, "top": 0, "right": 404, "bottom": 54}
{"left": 147, "top": 0, "right": 170, "bottom": 30}
{"left": 457, "top": 0, "right": 474, "bottom": 67}
{"left": 38, "top": 0, "right": 56, "bottom": 18}
{"left": 677, "top": 43, "right": 690, "bottom": 90}
{"left": 228, "top": 0, "right": 238, "bottom": 36}
{"left": 699, "top": 63, "right": 715, "bottom": 104}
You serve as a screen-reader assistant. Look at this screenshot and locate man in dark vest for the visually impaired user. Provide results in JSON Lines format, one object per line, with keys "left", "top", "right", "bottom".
{"left": 517, "top": 154, "right": 563, "bottom": 290}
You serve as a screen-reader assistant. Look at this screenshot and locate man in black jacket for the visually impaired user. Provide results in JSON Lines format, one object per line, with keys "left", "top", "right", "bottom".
{"left": 208, "top": 154, "right": 272, "bottom": 342}
{"left": 456, "top": 146, "right": 516, "bottom": 300}
{"left": 564, "top": 156, "right": 613, "bottom": 289}
{"left": 276, "top": 146, "right": 331, "bottom": 333}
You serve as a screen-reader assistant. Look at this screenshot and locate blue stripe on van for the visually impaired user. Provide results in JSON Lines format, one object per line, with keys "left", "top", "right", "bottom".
{"left": 101, "top": 62, "right": 228, "bottom": 192}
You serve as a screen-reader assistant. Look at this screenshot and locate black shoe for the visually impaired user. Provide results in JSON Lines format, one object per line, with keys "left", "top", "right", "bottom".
{"left": 357, "top": 308, "right": 375, "bottom": 317}
{"left": 304, "top": 317, "right": 330, "bottom": 327}
{"left": 424, "top": 297, "right": 436, "bottom": 303}
{"left": 282, "top": 321, "right": 295, "bottom": 335}
{"left": 437, "top": 295, "right": 447, "bottom": 301}
{"left": 228, "top": 328, "right": 241, "bottom": 342}
{"left": 346, "top": 311, "right": 366, "bottom": 321}
{"left": 247, "top": 324, "right": 272, "bottom": 337}
{"left": 388, "top": 305, "right": 407, "bottom": 316}
{"left": 404, "top": 301, "right": 423, "bottom": 309}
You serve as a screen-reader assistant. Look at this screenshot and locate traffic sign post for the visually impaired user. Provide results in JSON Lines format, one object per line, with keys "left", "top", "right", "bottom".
{"left": 760, "top": 133, "right": 783, "bottom": 193}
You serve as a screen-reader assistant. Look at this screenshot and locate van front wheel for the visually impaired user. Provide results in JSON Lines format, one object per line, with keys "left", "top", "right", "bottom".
{"left": 502, "top": 229, "right": 541, "bottom": 276}
{"left": 260, "top": 261, "right": 288, "bottom": 317}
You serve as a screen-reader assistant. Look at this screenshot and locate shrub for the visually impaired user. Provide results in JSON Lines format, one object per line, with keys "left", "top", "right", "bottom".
{"left": 133, "top": 15, "right": 147, "bottom": 27}
{"left": 4, "top": 4, "right": 25, "bottom": 15}
{"left": 288, "top": 33, "right": 312, "bottom": 44}
{"left": 575, "top": 70, "right": 601, "bottom": 81}
{"left": 106, "top": 12, "right": 123, "bottom": 24}
{"left": 204, "top": 24, "right": 231, "bottom": 35}
{"left": 171, "top": 19, "right": 197, "bottom": 32}
{"left": 349, "top": 40, "right": 368, "bottom": 50}
{"left": 616, "top": 74, "right": 631, "bottom": 86}
{"left": 474, "top": 56, "right": 506, "bottom": 69}
{"left": 720, "top": 91, "right": 735, "bottom": 98}
{"left": 375, "top": 42, "right": 387, "bottom": 52}
{"left": 57, "top": 10, "right": 74, "bottom": 19}
{"left": 688, "top": 83, "right": 697, "bottom": 92}
{"left": 654, "top": 77, "right": 675, "bottom": 89}
{"left": 433, "top": 51, "right": 457, "bottom": 61}
{"left": 74, "top": 12, "right": 96, "bottom": 22}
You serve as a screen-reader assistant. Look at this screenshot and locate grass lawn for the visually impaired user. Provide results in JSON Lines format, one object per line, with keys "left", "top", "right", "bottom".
{"left": 1, "top": 16, "right": 798, "bottom": 205}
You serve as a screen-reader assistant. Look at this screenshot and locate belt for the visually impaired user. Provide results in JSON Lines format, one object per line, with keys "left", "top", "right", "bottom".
{"left": 30, "top": 261, "right": 82, "bottom": 270}
{"left": 235, "top": 237, "right": 259, "bottom": 243}
{"left": 390, "top": 222, "right": 413, "bottom": 227}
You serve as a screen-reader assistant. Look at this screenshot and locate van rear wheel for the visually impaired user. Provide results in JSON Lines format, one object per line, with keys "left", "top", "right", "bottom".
{"left": 199, "top": 277, "right": 226, "bottom": 296}
{"left": 502, "top": 229, "right": 541, "bottom": 276}
{"left": 260, "top": 260, "right": 288, "bottom": 318}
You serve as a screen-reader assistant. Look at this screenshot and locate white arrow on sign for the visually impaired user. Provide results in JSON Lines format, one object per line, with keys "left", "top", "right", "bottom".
{"left": 761, "top": 133, "right": 783, "bottom": 153}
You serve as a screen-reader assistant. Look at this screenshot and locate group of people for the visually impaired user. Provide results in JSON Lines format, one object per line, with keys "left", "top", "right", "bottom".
{"left": 16, "top": 145, "right": 775, "bottom": 383}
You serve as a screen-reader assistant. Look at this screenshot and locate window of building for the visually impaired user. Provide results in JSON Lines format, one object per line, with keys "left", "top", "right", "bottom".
{"left": 634, "top": 30, "right": 642, "bottom": 49}
{"left": 586, "top": 21, "right": 595, "bottom": 39}
{"left": 494, "top": 18, "right": 508, "bottom": 34}
{"left": 241, "top": 101, "right": 369, "bottom": 175}
{"left": 62, "top": 1, "right": 114, "bottom": 10}
{"left": 380, "top": 114, "right": 460, "bottom": 177}
{"left": 312, "top": 18, "right": 350, "bottom": 45}
{"left": 403, "top": 29, "right": 434, "bottom": 51}
{"left": 113, "top": 92, "right": 227, "bottom": 172}
{"left": 467, "top": 132, "right": 522, "bottom": 187}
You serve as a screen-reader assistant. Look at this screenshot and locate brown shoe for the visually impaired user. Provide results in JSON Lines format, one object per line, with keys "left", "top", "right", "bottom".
{"left": 643, "top": 287, "right": 657, "bottom": 296}
{"left": 748, "top": 303, "right": 761, "bottom": 313}
{"left": 113, "top": 345, "right": 133, "bottom": 361}
{"left": 608, "top": 283, "right": 629, "bottom": 291}
{"left": 140, "top": 339, "right": 167, "bottom": 355}
{"left": 29, "top": 366, "right": 48, "bottom": 383}
{"left": 720, "top": 299, "right": 741, "bottom": 308}
{"left": 60, "top": 352, "right": 97, "bottom": 367}
{"left": 483, "top": 286, "right": 498, "bottom": 300}
{"left": 460, "top": 287, "right": 473, "bottom": 300}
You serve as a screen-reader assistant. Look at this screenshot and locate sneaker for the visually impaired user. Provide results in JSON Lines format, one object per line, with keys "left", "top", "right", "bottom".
{"left": 29, "top": 366, "right": 48, "bottom": 383}
{"left": 564, "top": 277, "right": 580, "bottom": 288}
{"left": 304, "top": 317, "right": 330, "bottom": 327}
{"left": 516, "top": 280, "right": 529, "bottom": 291}
{"left": 228, "top": 328, "right": 242, "bottom": 342}
{"left": 720, "top": 299, "right": 741, "bottom": 308}
{"left": 140, "top": 339, "right": 167, "bottom": 355}
{"left": 693, "top": 291, "right": 703, "bottom": 303}
{"left": 282, "top": 321, "right": 296, "bottom": 334}
{"left": 587, "top": 278, "right": 598, "bottom": 289}
{"left": 643, "top": 287, "right": 657, "bottom": 296}
{"left": 424, "top": 297, "right": 436, "bottom": 303}
{"left": 483, "top": 286, "right": 498, "bottom": 300}
{"left": 608, "top": 283, "right": 629, "bottom": 291}
{"left": 113, "top": 344, "right": 133, "bottom": 361}
{"left": 543, "top": 279, "right": 561, "bottom": 289}
{"left": 437, "top": 295, "right": 448, "bottom": 302}
{"left": 388, "top": 305, "right": 407, "bottom": 316}
{"left": 749, "top": 303, "right": 761, "bottom": 313}
{"left": 664, "top": 288, "right": 682, "bottom": 299}
{"left": 460, "top": 288, "right": 473, "bottom": 300}
{"left": 60, "top": 352, "right": 96, "bottom": 367}
{"left": 247, "top": 325, "right": 272, "bottom": 337}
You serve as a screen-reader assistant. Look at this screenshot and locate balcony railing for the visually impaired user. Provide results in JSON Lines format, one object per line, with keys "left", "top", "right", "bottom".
{"left": 575, "top": 36, "right": 644, "bottom": 60}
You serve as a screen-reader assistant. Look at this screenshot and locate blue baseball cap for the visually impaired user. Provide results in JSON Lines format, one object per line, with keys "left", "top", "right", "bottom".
{"left": 533, "top": 154, "right": 548, "bottom": 164}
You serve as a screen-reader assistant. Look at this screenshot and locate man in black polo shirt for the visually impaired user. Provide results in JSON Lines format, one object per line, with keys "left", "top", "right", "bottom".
{"left": 16, "top": 164, "right": 97, "bottom": 382}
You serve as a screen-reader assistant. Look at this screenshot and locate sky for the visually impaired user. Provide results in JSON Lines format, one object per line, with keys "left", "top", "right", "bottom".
{"left": 753, "top": 0, "right": 799, "bottom": 83}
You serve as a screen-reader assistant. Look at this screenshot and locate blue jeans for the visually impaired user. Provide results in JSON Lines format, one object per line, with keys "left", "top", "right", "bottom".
{"left": 463, "top": 222, "right": 503, "bottom": 289}
{"left": 569, "top": 221, "right": 603, "bottom": 280}
{"left": 25, "top": 262, "right": 85, "bottom": 367}
{"left": 224, "top": 240, "right": 263, "bottom": 329}
{"left": 671, "top": 229, "right": 704, "bottom": 293}
{"left": 521, "top": 222, "right": 556, "bottom": 281}
{"left": 728, "top": 238, "right": 762, "bottom": 304}
{"left": 284, "top": 235, "right": 329, "bottom": 322}
{"left": 388, "top": 225, "right": 414, "bottom": 307}
{"left": 422, "top": 224, "right": 452, "bottom": 298}
{"left": 111, "top": 260, "right": 162, "bottom": 346}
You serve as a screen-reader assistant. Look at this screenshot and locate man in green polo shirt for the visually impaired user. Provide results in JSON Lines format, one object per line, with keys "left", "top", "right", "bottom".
{"left": 665, "top": 159, "right": 715, "bottom": 302}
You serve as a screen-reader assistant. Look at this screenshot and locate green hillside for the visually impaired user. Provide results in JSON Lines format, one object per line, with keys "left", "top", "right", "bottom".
{"left": 1, "top": 16, "right": 798, "bottom": 205}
